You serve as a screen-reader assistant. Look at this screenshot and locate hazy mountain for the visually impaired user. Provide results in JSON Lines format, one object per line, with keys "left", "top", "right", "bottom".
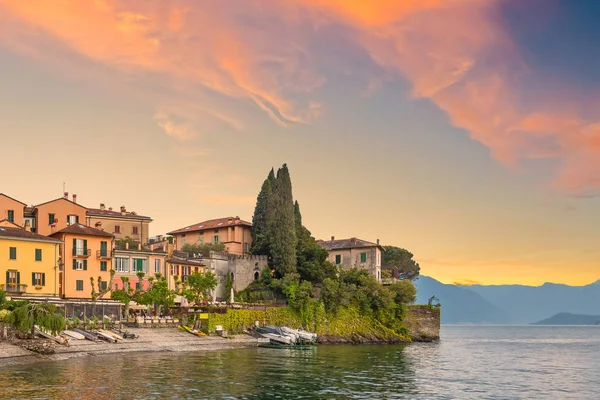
{"left": 533, "top": 312, "right": 600, "bottom": 325}
{"left": 467, "top": 280, "right": 600, "bottom": 324}
{"left": 414, "top": 276, "right": 511, "bottom": 324}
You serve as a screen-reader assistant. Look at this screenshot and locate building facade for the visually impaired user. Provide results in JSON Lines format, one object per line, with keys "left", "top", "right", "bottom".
{"left": 167, "top": 217, "right": 252, "bottom": 255}
{"left": 0, "top": 226, "right": 61, "bottom": 298}
{"left": 317, "top": 237, "right": 383, "bottom": 282}
{"left": 32, "top": 193, "right": 88, "bottom": 236}
{"left": 86, "top": 204, "right": 152, "bottom": 244}
{"left": 50, "top": 224, "right": 114, "bottom": 299}
{"left": 0, "top": 193, "right": 26, "bottom": 227}
{"left": 112, "top": 245, "right": 167, "bottom": 291}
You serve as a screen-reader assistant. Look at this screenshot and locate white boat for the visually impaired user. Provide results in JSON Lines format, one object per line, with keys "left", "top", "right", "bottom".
{"left": 260, "top": 333, "right": 294, "bottom": 345}
{"left": 34, "top": 326, "right": 69, "bottom": 345}
{"left": 62, "top": 330, "right": 85, "bottom": 340}
{"left": 281, "top": 327, "right": 317, "bottom": 343}
{"left": 95, "top": 331, "right": 117, "bottom": 343}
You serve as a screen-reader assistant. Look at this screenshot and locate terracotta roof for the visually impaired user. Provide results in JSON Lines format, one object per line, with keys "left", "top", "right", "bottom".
{"left": 167, "top": 217, "right": 251, "bottom": 235}
{"left": 24, "top": 206, "right": 35, "bottom": 215}
{"left": 50, "top": 224, "right": 114, "bottom": 238}
{"left": 0, "top": 219, "right": 22, "bottom": 228}
{"left": 317, "top": 237, "right": 383, "bottom": 251}
{"left": 0, "top": 226, "right": 62, "bottom": 243}
{"left": 87, "top": 208, "right": 152, "bottom": 221}
{"left": 0, "top": 193, "right": 26, "bottom": 206}
{"left": 166, "top": 255, "right": 207, "bottom": 267}
{"left": 34, "top": 197, "right": 87, "bottom": 210}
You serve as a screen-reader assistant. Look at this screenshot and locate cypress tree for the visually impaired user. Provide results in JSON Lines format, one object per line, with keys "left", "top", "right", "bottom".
{"left": 268, "top": 164, "right": 297, "bottom": 276}
{"left": 251, "top": 169, "right": 275, "bottom": 255}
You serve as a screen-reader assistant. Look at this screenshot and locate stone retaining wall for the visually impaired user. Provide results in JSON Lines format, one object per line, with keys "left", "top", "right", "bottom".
{"left": 403, "top": 305, "right": 440, "bottom": 342}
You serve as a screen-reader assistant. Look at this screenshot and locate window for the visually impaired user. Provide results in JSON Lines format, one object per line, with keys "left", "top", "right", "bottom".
{"left": 132, "top": 226, "right": 139, "bottom": 235}
{"left": 154, "top": 259, "right": 161, "bottom": 274}
{"left": 100, "top": 281, "right": 108, "bottom": 291}
{"left": 32, "top": 272, "right": 45, "bottom": 286}
{"left": 254, "top": 271, "right": 260, "bottom": 281}
{"left": 199, "top": 236, "right": 204, "bottom": 245}
{"left": 9, "top": 247, "right": 16, "bottom": 260}
{"left": 133, "top": 258, "right": 146, "bottom": 273}
{"left": 76, "top": 280, "right": 84, "bottom": 291}
{"left": 67, "top": 215, "right": 79, "bottom": 226}
{"left": 335, "top": 254, "right": 342, "bottom": 265}
{"left": 360, "top": 252, "right": 367, "bottom": 263}
{"left": 100, "top": 241, "right": 108, "bottom": 257}
{"left": 72, "top": 238, "right": 87, "bottom": 256}
{"left": 135, "top": 281, "right": 141, "bottom": 290}
{"left": 7, "top": 270, "right": 19, "bottom": 286}
{"left": 7, "top": 210, "right": 14, "bottom": 223}
{"left": 100, "top": 261, "right": 107, "bottom": 272}
{"left": 35, "top": 249, "right": 42, "bottom": 262}
{"left": 213, "top": 235, "right": 220, "bottom": 243}
{"left": 114, "top": 225, "right": 121, "bottom": 233}
{"left": 48, "top": 213, "right": 55, "bottom": 225}
{"left": 244, "top": 243, "right": 251, "bottom": 253}
{"left": 114, "top": 258, "right": 129, "bottom": 273}
{"left": 114, "top": 284, "right": 119, "bottom": 291}
{"left": 72, "top": 260, "right": 86, "bottom": 270}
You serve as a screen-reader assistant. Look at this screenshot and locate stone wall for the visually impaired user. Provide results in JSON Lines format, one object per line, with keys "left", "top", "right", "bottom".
{"left": 403, "top": 305, "right": 440, "bottom": 342}
{"left": 208, "top": 252, "right": 269, "bottom": 301}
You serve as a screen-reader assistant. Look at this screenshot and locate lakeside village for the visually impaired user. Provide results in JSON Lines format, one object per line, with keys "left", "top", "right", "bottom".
{"left": 0, "top": 165, "right": 439, "bottom": 357}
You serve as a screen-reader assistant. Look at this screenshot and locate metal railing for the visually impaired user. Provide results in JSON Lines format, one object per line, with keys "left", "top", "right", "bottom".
{"left": 97, "top": 250, "right": 112, "bottom": 259}
{"left": 4, "top": 284, "right": 27, "bottom": 293}
{"left": 72, "top": 248, "right": 91, "bottom": 257}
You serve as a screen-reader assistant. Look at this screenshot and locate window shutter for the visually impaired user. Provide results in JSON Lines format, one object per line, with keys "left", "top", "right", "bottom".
{"left": 73, "top": 259, "right": 77, "bottom": 270}
{"left": 83, "top": 260, "right": 88, "bottom": 270}
{"left": 32, "top": 272, "right": 36, "bottom": 286}
{"left": 16, "top": 272, "right": 20, "bottom": 286}
{"left": 73, "top": 239, "right": 77, "bottom": 251}
{"left": 83, "top": 240, "right": 88, "bottom": 253}
{"left": 42, "top": 273, "right": 46, "bottom": 286}
{"left": 5, "top": 271, "right": 9, "bottom": 284}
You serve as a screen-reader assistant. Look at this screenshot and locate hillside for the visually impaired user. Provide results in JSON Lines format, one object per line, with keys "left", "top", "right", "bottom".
{"left": 533, "top": 312, "right": 600, "bottom": 325}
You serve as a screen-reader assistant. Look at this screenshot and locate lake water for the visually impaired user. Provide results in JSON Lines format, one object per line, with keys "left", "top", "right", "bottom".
{"left": 1, "top": 325, "right": 599, "bottom": 399}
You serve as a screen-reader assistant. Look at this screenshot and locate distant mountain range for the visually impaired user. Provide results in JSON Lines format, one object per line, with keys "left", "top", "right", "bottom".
{"left": 415, "top": 276, "right": 600, "bottom": 324}
{"left": 533, "top": 312, "right": 600, "bottom": 325}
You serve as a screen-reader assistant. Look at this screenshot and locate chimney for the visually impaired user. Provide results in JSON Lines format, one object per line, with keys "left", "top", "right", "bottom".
{"left": 95, "top": 221, "right": 103, "bottom": 230}
{"left": 63, "top": 192, "right": 69, "bottom": 199}
{"left": 24, "top": 220, "right": 31, "bottom": 232}
{"left": 120, "top": 206, "right": 126, "bottom": 215}
{"left": 72, "top": 194, "right": 77, "bottom": 203}
{"left": 377, "top": 239, "right": 380, "bottom": 245}
{"left": 350, "top": 237, "right": 357, "bottom": 246}
{"left": 109, "top": 207, "right": 113, "bottom": 211}
{"left": 235, "top": 216, "right": 241, "bottom": 223}
{"left": 228, "top": 217, "right": 233, "bottom": 225}
{"left": 100, "top": 203, "right": 105, "bottom": 211}
{"left": 331, "top": 236, "right": 335, "bottom": 241}
{"left": 125, "top": 242, "right": 129, "bottom": 250}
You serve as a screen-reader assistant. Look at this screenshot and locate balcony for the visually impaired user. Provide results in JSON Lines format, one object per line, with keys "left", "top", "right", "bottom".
{"left": 4, "top": 284, "right": 27, "bottom": 294}
{"left": 97, "top": 250, "right": 112, "bottom": 259}
{"left": 72, "top": 248, "right": 91, "bottom": 258}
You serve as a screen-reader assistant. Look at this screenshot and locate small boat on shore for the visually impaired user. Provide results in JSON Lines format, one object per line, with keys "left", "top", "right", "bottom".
{"left": 256, "top": 326, "right": 297, "bottom": 345}
{"left": 73, "top": 328, "right": 99, "bottom": 342}
{"left": 98, "top": 329, "right": 124, "bottom": 340}
{"left": 95, "top": 331, "right": 117, "bottom": 343}
{"left": 258, "top": 343, "right": 316, "bottom": 350}
{"left": 34, "top": 327, "right": 69, "bottom": 345}
{"left": 281, "top": 327, "right": 317, "bottom": 344}
{"left": 62, "top": 330, "right": 85, "bottom": 340}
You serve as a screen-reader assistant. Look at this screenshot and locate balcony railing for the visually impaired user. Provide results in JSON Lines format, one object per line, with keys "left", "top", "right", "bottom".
{"left": 97, "top": 250, "right": 112, "bottom": 259}
{"left": 4, "top": 284, "right": 27, "bottom": 294}
{"left": 72, "top": 248, "right": 91, "bottom": 257}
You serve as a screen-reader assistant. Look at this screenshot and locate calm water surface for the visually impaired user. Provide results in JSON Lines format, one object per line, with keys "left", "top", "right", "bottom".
{"left": 1, "top": 326, "right": 599, "bottom": 399}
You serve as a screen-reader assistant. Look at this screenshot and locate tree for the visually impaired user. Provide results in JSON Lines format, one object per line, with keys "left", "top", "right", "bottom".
{"left": 182, "top": 242, "right": 226, "bottom": 256}
{"left": 115, "top": 236, "right": 140, "bottom": 250}
{"left": 182, "top": 271, "right": 218, "bottom": 304}
{"left": 110, "top": 276, "right": 139, "bottom": 318}
{"left": 268, "top": 164, "right": 297, "bottom": 276}
{"left": 6, "top": 302, "right": 65, "bottom": 336}
{"left": 140, "top": 274, "right": 175, "bottom": 315}
{"left": 382, "top": 246, "right": 421, "bottom": 280}
{"left": 90, "top": 269, "right": 116, "bottom": 301}
{"left": 251, "top": 169, "right": 275, "bottom": 256}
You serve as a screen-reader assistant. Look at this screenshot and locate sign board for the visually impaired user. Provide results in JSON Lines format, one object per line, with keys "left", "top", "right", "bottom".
{"left": 199, "top": 313, "right": 209, "bottom": 320}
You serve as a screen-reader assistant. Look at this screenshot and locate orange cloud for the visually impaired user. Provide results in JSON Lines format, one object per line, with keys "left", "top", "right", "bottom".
{"left": 2, "top": 0, "right": 600, "bottom": 194}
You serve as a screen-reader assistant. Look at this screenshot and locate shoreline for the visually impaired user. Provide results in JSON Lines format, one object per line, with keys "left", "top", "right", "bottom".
{"left": 0, "top": 328, "right": 269, "bottom": 366}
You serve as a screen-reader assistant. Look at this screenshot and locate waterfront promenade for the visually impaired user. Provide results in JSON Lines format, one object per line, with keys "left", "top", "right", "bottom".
{"left": 0, "top": 328, "right": 267, "bottom": 365}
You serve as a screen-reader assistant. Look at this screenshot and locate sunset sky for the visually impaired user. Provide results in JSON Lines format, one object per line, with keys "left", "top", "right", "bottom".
{"left": 1, "top": 0, "right": 599, "bottom": 286}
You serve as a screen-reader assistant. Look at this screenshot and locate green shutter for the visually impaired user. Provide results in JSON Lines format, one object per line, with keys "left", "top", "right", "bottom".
{"left": 361, "top": 252, "right": 367, "bottom": 263}
{"left": 72, "top": 239, "right": 77, "bottom": 252}
{"left": 83, "top": 260, "right": 87, "bottom": 270}
{"left": 9, "top": 247, "right": 16, "bottom": 260}
{"left": 32, "top": 272, "right": 36, "bottom": 286}
{"left": 16, "top": 272, "right": 20, "bottom": 286}
{"left": 73, "top": 259, "right": 77, "bottom": 270}
{"left": 335, "top": 254, "right": 341, "bottom": 264}
{"left": 5, "top": 271, "right": 9, "bottom": 285}
{"left": 35, "top": 249, "right": 42, "bottom": 261}
{"left": 83, "top": 240, "right": 88, "bottom": 254}
{"left": 42, "top": 273, "right": 46, "bottom": 286}
{"left": 49, "top": 213, "right": 55, "bottom": 225}
{"left": 100, "top": 261, "right": 107, "bottom": 272}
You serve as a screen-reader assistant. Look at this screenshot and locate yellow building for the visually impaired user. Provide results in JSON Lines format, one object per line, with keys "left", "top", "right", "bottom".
{"left": 0, "top": 226, "right": 61, "bottom": 298}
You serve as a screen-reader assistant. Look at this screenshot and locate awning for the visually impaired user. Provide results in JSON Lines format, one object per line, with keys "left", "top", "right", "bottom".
{"left": 128, "top": 301, "right": 148, "bottom": 310}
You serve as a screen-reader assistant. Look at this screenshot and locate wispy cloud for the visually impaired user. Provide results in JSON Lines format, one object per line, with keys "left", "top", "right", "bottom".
{"left": 204, "top": 196, "right": 255, "bottom": 205}
{"left": 2, "top": 0, "right": 600, "bottom": 194}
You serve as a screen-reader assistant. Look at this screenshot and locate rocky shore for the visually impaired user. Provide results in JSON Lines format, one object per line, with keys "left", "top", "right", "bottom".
{"left": 0, "top": 328, "right": 268, "bottom": 366}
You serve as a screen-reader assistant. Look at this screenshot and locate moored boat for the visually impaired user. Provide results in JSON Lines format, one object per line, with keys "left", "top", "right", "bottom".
{"left": 62, "top": 330, "right": 85, "bottom": 340}
{"left": 73, "top": 328, "right": 99, "bottom": 342}
{"left": 98, "top": 329, "right": 124, "bottom": 340}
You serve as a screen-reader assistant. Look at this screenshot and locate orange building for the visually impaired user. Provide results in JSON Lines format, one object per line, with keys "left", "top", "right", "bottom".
{"left": 0, "top": 193, "right": 26, "bottom": 227}
{"left": 86, "top": 204, "right": 152, "bottom": 244}
{"left": 30, "top": 192, "right": 87, "bottom": 236}
{"left": 167, "top": 217, "right": 253, "bottom": 255}
{"left": 50, "top": 224, "right": 114, "bottom": 299}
